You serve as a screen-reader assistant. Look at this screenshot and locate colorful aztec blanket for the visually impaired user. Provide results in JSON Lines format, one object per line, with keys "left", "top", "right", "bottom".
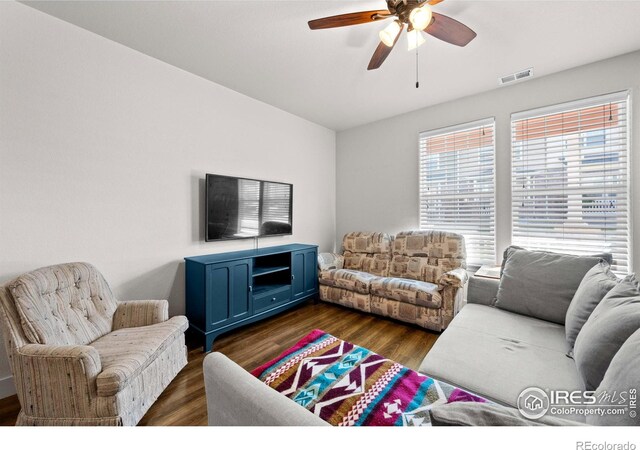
{"left": 251, "top": 329, "right": 487, "bottom": 426}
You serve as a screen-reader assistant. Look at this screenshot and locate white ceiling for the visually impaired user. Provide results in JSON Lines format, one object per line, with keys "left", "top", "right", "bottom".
{"left": 24, "top": 0, "right": 640, "bottom": 131}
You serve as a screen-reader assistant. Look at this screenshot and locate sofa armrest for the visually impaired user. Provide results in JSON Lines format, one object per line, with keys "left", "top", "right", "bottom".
{"left": 439, "top": 267, "right": 469, "bottom": 289}
{"left": 317, "top": 252, "right": 344, "bottom": 271}
{"left": 112, "top": 300, "right": 169, "bottom": 330}
{"left": 16, "top": 344, "right": 102, "bottom": 418}
{"left": 203, "top": 352, "right": 328, "bottom": 426}
{"left": 429, "top": 401, "right": 585, "bottom": 426}
{"left": 467, "top": 277, "right": 500, "bottom": 306}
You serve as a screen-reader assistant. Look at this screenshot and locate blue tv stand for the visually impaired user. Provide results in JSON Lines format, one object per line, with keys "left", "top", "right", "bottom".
{"left": 185, "top": 243, "right": 318, "bottom": 351}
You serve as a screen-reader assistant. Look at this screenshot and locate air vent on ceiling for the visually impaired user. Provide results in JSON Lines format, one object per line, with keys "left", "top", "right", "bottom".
{"left": 498, "top": 68, "right": 534, "bottom": 86}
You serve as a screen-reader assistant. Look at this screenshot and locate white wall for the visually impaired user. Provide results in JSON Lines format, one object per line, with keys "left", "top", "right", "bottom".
{"left": 0, "top": 2, "right": 336, "bottom": 398}
{"left": 337, "top": 51, "right": 640, "bottom": 269}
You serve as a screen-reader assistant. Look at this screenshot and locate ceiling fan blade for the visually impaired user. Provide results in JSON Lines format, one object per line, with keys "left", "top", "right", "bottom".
{"left": 427, "top": 0, "right": 446, "bottom": 5}
{"left": 426, "top": 12, "right": 477, "bottom": 47}
{"left": 308, "top": 10, "right": 391, "bottom": 30}
{"left": 367, "top": 23, "right": 404, "bottom": 70}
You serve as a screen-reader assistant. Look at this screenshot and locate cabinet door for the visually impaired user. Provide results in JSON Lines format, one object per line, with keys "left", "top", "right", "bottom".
{"left": 206, "top": 259, "right": 251, "bottom": 328}
{"left": 291, "top": 251, "right": 306, "bottom": 300}
{"left": 229, "top": 259, "right": 252, "bottom": 321}
{"left": 303, "top": 249, "right": 318, "bottom": 296}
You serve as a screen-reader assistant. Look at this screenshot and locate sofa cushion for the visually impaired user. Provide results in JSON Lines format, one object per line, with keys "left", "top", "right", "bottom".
{"left": 419, "top": 304, "right": 584, "bottom": 421}
{"left": 565, "top": 261, "right": 618, "bottom": 353}
{"left": 573, "top": 275, "right": 640, "bottom": 390}
{"left": 342, "top": 232, "right": 392, "bottom": 254}
{"left": 495, "top": 248, "right": 608, "bottom": 324}
{"left": 342, "top": 251, "right": 366, "bottom": 271}
{"left": 361, "top": 253, "right": 391, "bottom": 277}
{"left": 318, "top": 269, "right": 378, "bottom": 294}
{"left": 319, "top": 285, "right": 371, "bottom": 312}
{"left": 429, "top": 402, "right": 585, "bottom": 426}
{"left": 392, "top": 230, "right": 466, "bottom": 270}
{"left": 9, "top": 262, "right": 118, "bottom": 346}
{"left": 92, "top": 316, "right": 188, "bottom": 397}
{"left": 588, "top": 328, "right": 640, "bottom": 426}
{"left": 389, "top": 255, "right": 444, "bottom": 284}
{"left": 370, "top": 277, "right": 441, "bottom": 308}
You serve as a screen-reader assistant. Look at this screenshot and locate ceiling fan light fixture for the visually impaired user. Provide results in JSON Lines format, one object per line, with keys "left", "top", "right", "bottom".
{"left": 379, "top": 20, "right": 401, "bottom": 47}
{"left": 409, "top": 5, "right": 432, "bottom": 31}
{"left": 407, "top": 29, "right": 426, "bottom": 50}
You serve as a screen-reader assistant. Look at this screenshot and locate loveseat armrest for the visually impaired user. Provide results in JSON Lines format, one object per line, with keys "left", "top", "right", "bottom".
{"left": 467, "top": 277, "right": 500, "bottom": 306}
{"left": 317, "top": 252, "right": 344, "bottom": 271}
{"left": 112, "top": 300, "right": 169, "bottom": 330}
{"left": 16, "top": 344, "right": 102, "bottom": 418}
{"left": 439, "top": 267, "right": 469, "bottom": 289}
{"left": 203, "top": 352, "right": 328, "bottom": 426}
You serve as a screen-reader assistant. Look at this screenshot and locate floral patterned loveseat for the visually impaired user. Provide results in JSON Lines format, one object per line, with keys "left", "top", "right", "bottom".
{"left": 318, "top": 231, "right": 468, "bottom": 331}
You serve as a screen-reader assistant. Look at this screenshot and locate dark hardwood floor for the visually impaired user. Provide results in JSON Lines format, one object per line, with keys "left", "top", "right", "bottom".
{"left": 0, "top": 301, "right": 439, "bottom": 426}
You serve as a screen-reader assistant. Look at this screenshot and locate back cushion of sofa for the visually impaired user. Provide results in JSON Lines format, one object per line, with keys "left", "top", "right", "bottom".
{"left": 495, "top": 248, "right": 609, "bottom": 324}
{"left": 342, "top": 232, "right": 392, "bottom": 254}
{"left": 389, "top": 256, "right": 443, "bottom": 284}
{"left": 9, "top": 262, "right": 118, "bottom": 345}
{"left": 343, "top": 251, "right": 366, "bottom": 271}
{"left": 574, "top": 275, "right": 640, "bottom": 391}
{"left": 362, "top": 254, "right": 391, "bottom": 277}
{"left": 588, "top": 327, "right": 640, "bottom": 426}
{"left": 389, "top": 231, "right": 466, "bottom": 283}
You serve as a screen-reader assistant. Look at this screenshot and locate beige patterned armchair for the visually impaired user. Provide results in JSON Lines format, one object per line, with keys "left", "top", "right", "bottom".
{"left": 0, "top": 262, "right": 188, "bottom": 426}
{"left": 318, "top": 231, "right": 468, "bottom": 331}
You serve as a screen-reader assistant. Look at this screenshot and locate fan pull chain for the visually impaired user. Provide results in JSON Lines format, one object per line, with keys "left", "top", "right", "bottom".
{"left": 415, "top": 45, "right": 420, "bottom": 88}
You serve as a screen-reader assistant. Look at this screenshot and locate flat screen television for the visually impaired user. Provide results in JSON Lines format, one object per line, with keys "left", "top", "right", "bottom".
{"left": 205, "top": 173, "right": 293, "bottom": 242}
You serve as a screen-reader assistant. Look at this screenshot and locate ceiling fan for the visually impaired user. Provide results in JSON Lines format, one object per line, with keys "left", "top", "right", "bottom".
{"left": 308, "top": 0, "right": 477, "bottom": 70}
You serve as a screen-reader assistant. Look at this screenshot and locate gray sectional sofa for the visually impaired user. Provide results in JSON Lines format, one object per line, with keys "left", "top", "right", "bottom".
{"left": 203, "top": 247, "right": 640, "bottom": 426}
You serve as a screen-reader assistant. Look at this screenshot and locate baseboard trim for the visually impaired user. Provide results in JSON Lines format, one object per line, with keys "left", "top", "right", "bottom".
{"left": 0, "top": 375, "right": 16, "bottom": 399}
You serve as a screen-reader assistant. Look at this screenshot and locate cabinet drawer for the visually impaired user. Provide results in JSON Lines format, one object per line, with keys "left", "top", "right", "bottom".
{"left": 253, "top": 286, "right": 291, "bottom": 314}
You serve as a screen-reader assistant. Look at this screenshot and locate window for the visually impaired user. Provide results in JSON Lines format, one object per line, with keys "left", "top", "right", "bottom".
{"left": 511, "top": 91, "right": 630, "bottom": 273}
{"left": 419, "top": 118, "right": 496, "bottom": 266}
{"left": 261, "top": 182, "right": 291, "bottom": 225}
{"left": 237, "top": 179, "right": 260, "bottom": 235}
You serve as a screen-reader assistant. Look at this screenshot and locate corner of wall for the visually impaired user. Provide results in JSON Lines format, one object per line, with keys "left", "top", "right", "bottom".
{"left": 0, "top": 375, "right": 16, "bottom": 399}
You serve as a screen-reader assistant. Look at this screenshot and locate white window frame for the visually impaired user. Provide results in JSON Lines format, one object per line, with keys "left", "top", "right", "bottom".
{"left": 418, "top": 117, "right": 496, "bottom": 267}
{"left": 510, "top": 90, "right": 632, "bottom": 273}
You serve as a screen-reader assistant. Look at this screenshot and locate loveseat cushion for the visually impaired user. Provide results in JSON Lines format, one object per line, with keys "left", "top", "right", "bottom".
{"left": 370, "top": 277, "right": 441, "bottom": 308}
{"left": 361, "top": 254, "right": 391, "bottom": 277}
{"left": 389, "top": 255, "right": 444, "bottom": 284}
{"left": 565, "top": 261, "right": 618, "bottom": 353}
{"left": 9, "top": 262, "right": 118, "bottom": 346}
{"left": 392, "top": 231, "right": 466, "bottom": 270}
{"left": 342, "top": 232, "right": 392, "bottom": 254}
{"left": 573, "top": 275, "right": 640, "bottom": 391}
{"left": 495, "top": 248, "right": 608, "bottom": 324}
{"left": 419, "top": 304, "right": 584, "bottom": 419}
{"left": 92, "top": 316, "right": 188, "bottom": 397}
{"left": 318, "top": 269, "right": 378, "bottom": 295}
{"left": 342, "top": 251, "right": 366, "bottom": 271}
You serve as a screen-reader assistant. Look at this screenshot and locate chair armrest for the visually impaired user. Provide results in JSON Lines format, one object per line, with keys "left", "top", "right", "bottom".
{"left": 15, "top": 344, "right": 102, "bottom": 418}
{"left": 112, "top": 300, "right": 169, "bottom": 330}
{"left": 438, "top": 267, "right": 469, "bottom": 289}
{"left": 467, "top": 276, "right": 500, "bottom": 306}
{"left": 203, "top": 352, "right": 328, "bottom": 426}
{"left": 317, "top": 252, "right": 344, "bottom": 271}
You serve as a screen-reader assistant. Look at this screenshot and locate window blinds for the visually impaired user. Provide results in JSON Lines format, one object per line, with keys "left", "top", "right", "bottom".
{"left": 511, "top": 91, "right": 630, "bottom": 273}
{"left": 262, "top": 182, "right": 291, "bottom": 225}
{"left": 419, "top": 118, "right": 496, "bottom": 266}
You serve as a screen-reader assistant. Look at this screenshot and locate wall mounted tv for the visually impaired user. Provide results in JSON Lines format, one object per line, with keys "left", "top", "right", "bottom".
{"left": 205, "top": 173, "right": 293, "bottom": 242}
